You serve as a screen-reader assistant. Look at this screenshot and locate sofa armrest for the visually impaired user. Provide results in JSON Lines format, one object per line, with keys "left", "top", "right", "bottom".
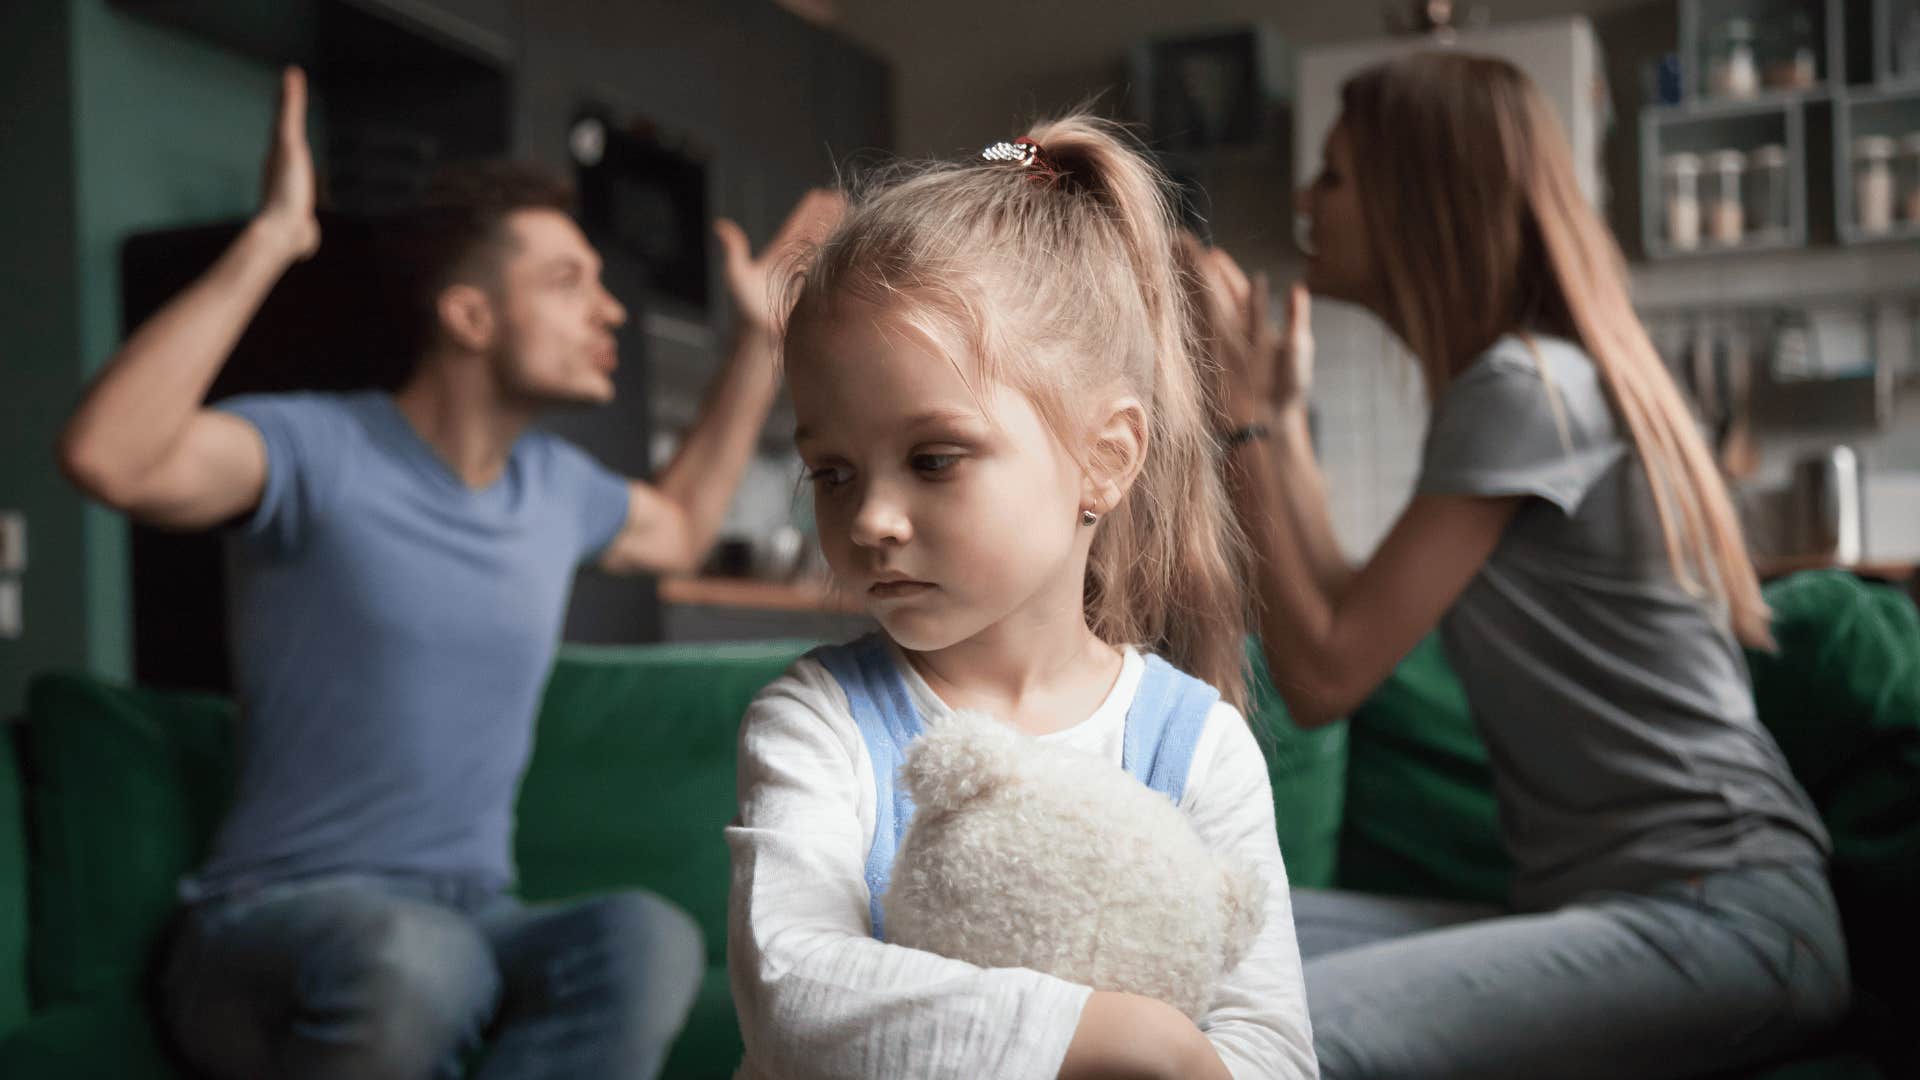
{"left": 0, "top": 996, "right": 182, "bottom": 1079}
{"left": 0, "top": 722, "right": 28, "bottom": 1041}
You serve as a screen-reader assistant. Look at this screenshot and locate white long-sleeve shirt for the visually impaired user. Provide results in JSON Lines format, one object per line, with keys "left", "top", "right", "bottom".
{"left": 726, "top": 644, "right": 1319, "bottom": 1080}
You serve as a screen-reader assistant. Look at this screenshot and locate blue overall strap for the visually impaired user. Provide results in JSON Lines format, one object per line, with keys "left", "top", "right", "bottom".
{"left": 808, "top": 633, "right": 924, "bottom": 941}
{"left": 1122, "top": 653, "right": 1221, "bottom": 805}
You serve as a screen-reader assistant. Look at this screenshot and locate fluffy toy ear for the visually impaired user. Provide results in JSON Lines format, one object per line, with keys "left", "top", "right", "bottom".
{"left": 899, "top": 709, "right": 1024, "bottom": 813}
{"left": 1215, "top": 860, "right": 1270, "bottom": 975}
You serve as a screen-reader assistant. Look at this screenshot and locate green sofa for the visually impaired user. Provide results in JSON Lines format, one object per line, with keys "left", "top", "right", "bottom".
{"left": 0, "top": 571, "right": 1912, "bottom": 1078}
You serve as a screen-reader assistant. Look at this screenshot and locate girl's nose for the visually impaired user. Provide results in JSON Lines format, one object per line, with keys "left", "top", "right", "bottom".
{"left": 849, "top": 483, "right": 911, "bottom": 549}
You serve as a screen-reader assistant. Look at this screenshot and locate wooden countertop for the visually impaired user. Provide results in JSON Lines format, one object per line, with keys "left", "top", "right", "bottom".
{"left": 1755, "top": 556, "right": 1915, "bottom": 583}
{"left": 658, "top": 575, "right": 866, "bottom": 614}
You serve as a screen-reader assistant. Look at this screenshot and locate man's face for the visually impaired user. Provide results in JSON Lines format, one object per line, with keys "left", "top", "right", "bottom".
{"left": 486, "top": 208, "right": 628, "bottom": 407}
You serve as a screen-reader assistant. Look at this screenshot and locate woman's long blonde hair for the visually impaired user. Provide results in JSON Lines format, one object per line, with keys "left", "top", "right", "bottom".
{"left": 1341, "top": 52, "right": 1772, "bottom": 646}
{"left": 785, "top": 115, "right": 1251, "bottom": 708}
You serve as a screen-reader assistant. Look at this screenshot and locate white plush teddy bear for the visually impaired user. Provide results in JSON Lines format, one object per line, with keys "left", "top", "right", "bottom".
{"left": 881, "top": 709, "right": 1267, "bottom": 1019}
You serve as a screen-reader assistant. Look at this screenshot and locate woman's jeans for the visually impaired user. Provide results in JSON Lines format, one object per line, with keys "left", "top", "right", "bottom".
{"left": 1296, "top": 862, "right": 1850, "bottom": 1080}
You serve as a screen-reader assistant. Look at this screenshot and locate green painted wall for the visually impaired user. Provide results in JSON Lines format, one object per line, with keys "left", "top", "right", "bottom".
{"left": 0, "top": 0, "right": 84, "bottom": 721}
{"left": 0, "top": 0, "right": 287, "bottom": 717}
{"left": 70, "top": 0, "right": 284, "bottom": 684}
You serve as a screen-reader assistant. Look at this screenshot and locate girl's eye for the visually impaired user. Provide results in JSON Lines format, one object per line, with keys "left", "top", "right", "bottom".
{"left": 911, "top": 453, "right": 959, "bottom": 476}
{"left": 807, "top": 464, "right": 853, "bottom": 489}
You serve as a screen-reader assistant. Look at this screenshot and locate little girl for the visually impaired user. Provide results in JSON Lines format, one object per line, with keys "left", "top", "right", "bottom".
{"left": 725, "top": 117, "right": 1317, "bottom": 1080}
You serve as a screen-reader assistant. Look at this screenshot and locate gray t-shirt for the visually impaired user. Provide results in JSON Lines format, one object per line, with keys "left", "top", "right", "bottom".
{"left": 1417, "top": 333, "right": 1827, "bottom": 911}
{"left": 183, "top": 391, "right": 630, "bottom": 899}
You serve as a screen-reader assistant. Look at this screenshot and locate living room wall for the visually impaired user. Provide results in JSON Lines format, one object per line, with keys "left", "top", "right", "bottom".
{"left": 0, "top": 0, "right": 280, "bottom": 718}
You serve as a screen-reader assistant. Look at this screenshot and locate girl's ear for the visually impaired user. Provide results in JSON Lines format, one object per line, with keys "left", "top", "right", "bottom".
{"left": 1082, "top": 396, "right": 1149, "bottom": 515}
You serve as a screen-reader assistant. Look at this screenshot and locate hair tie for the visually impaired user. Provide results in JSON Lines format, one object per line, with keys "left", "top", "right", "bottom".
{"left": 981, "top": 137, "right": 1041, "bottom": 166}
{"left": 981, "top": 137, "right": 1057, "bottom": 181}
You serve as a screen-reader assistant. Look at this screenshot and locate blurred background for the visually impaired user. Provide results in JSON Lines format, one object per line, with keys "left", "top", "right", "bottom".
{"left": 5, "top": 0, "right": 1920, "bottom": 713}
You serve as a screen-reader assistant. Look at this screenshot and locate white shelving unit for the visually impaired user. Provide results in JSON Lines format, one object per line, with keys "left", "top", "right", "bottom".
{"left": 1871, "top": 0, "right": 1920, "bottom": 85}
{"left": 1679, "top": 0, "right": 1844, "bottom": 104}
{"left": 1641, "top": 96, "right": 1811, "bottom": 258}
{"left": 1644, "top": 0, "right": 1920, "bottom": 257}
{"left": 1835, "top": 85, "right": 1920, "bottom": 243}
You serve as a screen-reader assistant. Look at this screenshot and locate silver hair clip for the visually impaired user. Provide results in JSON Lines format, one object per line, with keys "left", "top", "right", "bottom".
{"left": 980, "top": 137, "right": 1043, "bottom": 168}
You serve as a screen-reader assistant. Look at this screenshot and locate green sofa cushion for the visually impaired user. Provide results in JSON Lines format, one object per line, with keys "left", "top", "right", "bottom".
{"left": 0, "top": 994, "right": 178, "bottom": 1079}
{"left": 662, "top": 967, "right": 749, "bottom": 1080}
{"left": 1744, "top": 1054, "right": 1892, "bottom": 1080}
{"left": 1244, "top": 641, "right": 1347, "bottom": 890}
{"left": 514, "top": 641, "right": 811, "bottom": 959}
{"left": 1337, "top": 634, "right": 1512, "bottom": 906}
{"left": 21, "top": 675, "right": 235, "bottom": 1009}
{"left": 1744, "top": 571, "right": 1920, "bottom": 1003}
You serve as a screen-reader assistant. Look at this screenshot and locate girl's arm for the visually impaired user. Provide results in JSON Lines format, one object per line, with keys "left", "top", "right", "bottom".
{"left": 1185, "top": 704, "right": 1321, "bottom": 1079}
{"left": 728, "top": 663, "right": 1095, "bottom": 1080}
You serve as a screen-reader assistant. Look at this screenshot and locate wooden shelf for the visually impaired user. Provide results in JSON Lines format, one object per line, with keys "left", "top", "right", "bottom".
{"left": 1840, "top": 220, "right": 1920, "bottom": 244}
{"left": 1647, "top": 93, "right": 1827, "bottom": 123}
{"left": 1645, "top": 233, "right": 1807, "bottom": 260}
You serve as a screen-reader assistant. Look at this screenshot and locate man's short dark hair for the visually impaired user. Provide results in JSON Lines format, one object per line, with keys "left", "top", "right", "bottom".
{"left": 398, "top": 159, "right": 577, "bottom": 356}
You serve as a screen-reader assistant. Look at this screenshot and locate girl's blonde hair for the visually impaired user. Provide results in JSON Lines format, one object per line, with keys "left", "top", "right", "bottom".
{"left": 1340, "top": 52, "right": 1772, "bottom": 647}
{"left": 786, "top": 115, "right": 1251, "bottom": 709}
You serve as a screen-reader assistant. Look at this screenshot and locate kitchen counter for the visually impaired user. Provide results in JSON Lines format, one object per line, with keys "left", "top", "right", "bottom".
{"left": 658, "top": 576, "right": 872, "bottom": 643}
{"left": 658, "top": 576, "right": 863, "bottom": 614}
{"left": 1755, "top": 556, "right": 1915, "bottom": 584}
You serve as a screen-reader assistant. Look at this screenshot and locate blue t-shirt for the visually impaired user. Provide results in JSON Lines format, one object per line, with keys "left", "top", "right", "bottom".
{"left": 184, "top": 391, "right": 630, "bottom": 898}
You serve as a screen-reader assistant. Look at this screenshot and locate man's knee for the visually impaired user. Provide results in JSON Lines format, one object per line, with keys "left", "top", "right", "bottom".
{"left": 584, "top": 892, "right": 705, "bottom": 1028}
{"left": 292, "top": 899, "right": 500, "bottom": 1077}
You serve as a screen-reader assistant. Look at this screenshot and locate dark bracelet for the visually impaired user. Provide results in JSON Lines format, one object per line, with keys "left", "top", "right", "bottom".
{"left": 1219, "top": 421, "right": 1271, "bottom": 449}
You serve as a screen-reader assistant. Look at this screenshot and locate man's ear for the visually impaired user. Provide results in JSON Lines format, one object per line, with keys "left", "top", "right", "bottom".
{"left": 1082, "top": 396, "right": 1149, "bottom": 515}
{"left": 436, "top": 283, "right": 497, "bottom": 352}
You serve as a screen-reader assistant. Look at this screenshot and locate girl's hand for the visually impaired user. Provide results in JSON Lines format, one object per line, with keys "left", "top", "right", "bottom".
{"left": 1185, "top": 237, "right": 1313, "bottom": 424}
{"left": 1058, "top": 990, "right": 1230, "bottom": 1080}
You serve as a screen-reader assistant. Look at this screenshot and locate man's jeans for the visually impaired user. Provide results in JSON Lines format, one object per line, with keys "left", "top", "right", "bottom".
{"left": 159, "top": 873, "right": 705, "bottom": 1079}
{"left": 1295, "top": 862, "right": 1851, "bottom": 1079}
